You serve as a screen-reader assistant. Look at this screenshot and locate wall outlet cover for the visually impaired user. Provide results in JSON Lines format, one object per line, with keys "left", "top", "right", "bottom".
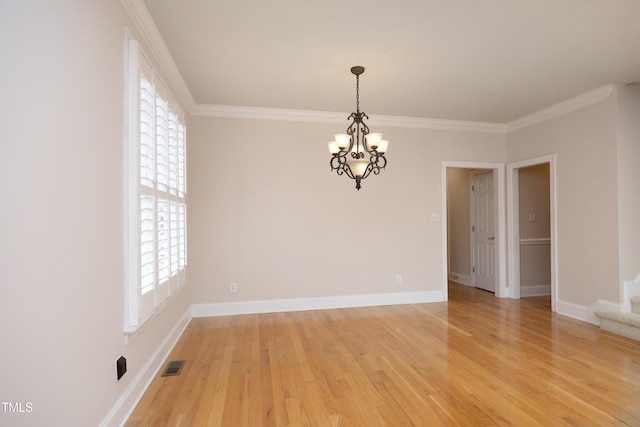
{"left": 116, "top": 356, "right": 127, "bottom": 381}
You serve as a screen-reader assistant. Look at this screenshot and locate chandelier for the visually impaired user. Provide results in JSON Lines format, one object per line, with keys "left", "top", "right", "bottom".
{"left": 327, "top": 66, "right": 389, "bottom": 190}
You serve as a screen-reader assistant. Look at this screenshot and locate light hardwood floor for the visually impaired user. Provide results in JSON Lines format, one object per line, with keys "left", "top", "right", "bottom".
{"left": 126, "top": 282, "right": 640, "bottom": 426}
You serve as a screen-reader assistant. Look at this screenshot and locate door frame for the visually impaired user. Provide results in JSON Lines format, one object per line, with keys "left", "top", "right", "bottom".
{"left": 507, "top": 154, "right": 558, "bottom": 311}
{"left": 442, "top": 161, "right": 507, "bottom": 300}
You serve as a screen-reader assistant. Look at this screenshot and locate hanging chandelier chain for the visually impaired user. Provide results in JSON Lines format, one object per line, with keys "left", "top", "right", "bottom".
{"left": 355, "top": 74, "right": 360, "bottom": 113}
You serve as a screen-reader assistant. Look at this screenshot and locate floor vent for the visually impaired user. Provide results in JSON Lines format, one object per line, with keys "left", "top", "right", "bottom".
{"left": 162, "top": 360, "right": 186, "bottom": 377}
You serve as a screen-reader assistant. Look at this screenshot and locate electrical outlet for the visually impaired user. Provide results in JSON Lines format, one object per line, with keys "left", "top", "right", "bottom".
{"left": 116, "top": 356, "right": 127, "bottom": 381}
{"left": 230, "top": 282, "right": 237, "bottom": 292}
{"left": 396, "top": 275, "right": 403, "bottom": 285}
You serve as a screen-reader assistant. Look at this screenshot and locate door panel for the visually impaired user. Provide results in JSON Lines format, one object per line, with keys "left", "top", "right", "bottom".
{"left": 472, "top": 171, "right": 495, "bottom": 292}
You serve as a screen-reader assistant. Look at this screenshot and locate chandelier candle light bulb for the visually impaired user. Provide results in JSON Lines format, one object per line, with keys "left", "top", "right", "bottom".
{"left": 365, "top": 133, "right": 383, "bottom": 149}
{"left": 327, "top": 141, "right": 340, "bottom": 154}
{"left": 327, "top": 66, "right": 389, "bottom": 190}
{"left": 334, "top": 134, "right": 351, "bottom": 149}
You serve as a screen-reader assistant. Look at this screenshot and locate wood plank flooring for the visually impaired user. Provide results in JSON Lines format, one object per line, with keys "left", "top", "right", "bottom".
{"left": 126, "top": 282, "right": 640, "bottom": 426}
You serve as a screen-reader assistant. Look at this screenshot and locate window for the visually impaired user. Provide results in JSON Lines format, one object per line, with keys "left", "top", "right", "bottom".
{"left": 126, "top": 39, "right": 187, "bottom": 330}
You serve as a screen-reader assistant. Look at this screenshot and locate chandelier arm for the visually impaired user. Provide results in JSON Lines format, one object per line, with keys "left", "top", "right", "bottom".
{"left": 330, "top": 155, "right": 343, "bottom": 172}
{"left": 360, "top": 164, "right": 374, "bottom": 180}
{"left": 342, "top": 164, "right": 356, "bottom": 180}
{"left": 372, "top": 153, "right": 387, "bottom": 170}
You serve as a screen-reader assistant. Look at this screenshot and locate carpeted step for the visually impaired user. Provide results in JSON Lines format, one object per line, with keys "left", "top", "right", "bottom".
{"left": 631, "top": 296, "right": 640, "bottom": 314}
{"left": 594, "top": 311, "right": 640, "bottom": 341}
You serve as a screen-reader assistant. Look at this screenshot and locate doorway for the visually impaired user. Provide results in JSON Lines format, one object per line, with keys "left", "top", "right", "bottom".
{"left": 507, "top": 155, "right": 558, "bottom": 312}
{"left": 442, "top": 161, "right": 506, "bottom": 300}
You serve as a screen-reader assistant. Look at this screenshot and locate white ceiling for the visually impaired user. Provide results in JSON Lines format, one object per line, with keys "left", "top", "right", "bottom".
{"left": 143, "top": 0, "right": 640, "bottom": 123}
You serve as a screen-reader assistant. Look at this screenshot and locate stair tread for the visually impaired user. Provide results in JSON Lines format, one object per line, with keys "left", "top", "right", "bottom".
{"left": 595, "top": 311, "right": 640, "bottom": 328}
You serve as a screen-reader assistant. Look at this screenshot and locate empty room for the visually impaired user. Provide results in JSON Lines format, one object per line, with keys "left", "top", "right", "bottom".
{"left": 2, "top": 1, "right": 640, "bottom": 426}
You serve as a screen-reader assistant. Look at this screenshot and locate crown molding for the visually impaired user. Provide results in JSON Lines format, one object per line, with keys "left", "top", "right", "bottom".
{"left": 192, "top": 104, "right": 347, "bottom": 124}
{"left": 120, "top": 0, "right": 196, "bottom": 113}
{"left": 192, "top": 85, "right": 615, "bottom": 134}
{"left": 506, "top": 85, "right": 615, "bottom": 132}
{"left": 192, "top": 104, "right": 507, "bottom": 133}
{"left": 119, "top": 0, "right": 614, "bottom": 135}
{"left": 367, "top": 114, "right": 506, "bottom": 133}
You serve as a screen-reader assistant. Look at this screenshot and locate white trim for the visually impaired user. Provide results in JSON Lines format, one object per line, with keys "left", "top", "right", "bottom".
{"left": 192, "top": 104, "right": 347, "bottom": 123}
{"left": 192, "top": 104, "right": 506, "bottom": 133}
{"left": 192, "top": 86, "right": 612, "bottom": 133}
{"left": 520, "top": 284, "right": 551, "bottom": 297}
{"left": 191, "top": 291, "right": 444, "bottom": 318}
{"left": 557, "top": 298, "right": 624, "bottom": 326}
{"left": 124, "top": 36, "right": 140, "bottom": 331}
{"left": 506, "top": 85, "right": 615, "bottom": 132}
{"left": 507, "top": 166, "right": 521, "bottom": 299}
{"left": 520, "top": 238, "right": 551, "bottom": 245}
{"left": 507, "top": 155, "right": 557, "bottom": 310}
{"left": 100, "top": 307, "right": 192, "bottom": 427}
{"left": 556, "top": 300, "right": 592, "bottom": 323}
{"left": 120, "top": 0, "right": 195, "bottom": 112}
{"left": 448, "top": 272, "right": 472, "bottom": 287}
{"left": 368, "top": 114, "right": 505, "bottom": 133}
{"left": 123, "top": 287, "right": 184, "bottom": 343}
{"left": 442, "top": 161, "right": 507, "bottom": 300}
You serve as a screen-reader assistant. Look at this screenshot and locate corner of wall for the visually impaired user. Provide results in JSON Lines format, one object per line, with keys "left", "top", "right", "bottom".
{"left": 100, "top": 307, "right": 192, "bottom": 427}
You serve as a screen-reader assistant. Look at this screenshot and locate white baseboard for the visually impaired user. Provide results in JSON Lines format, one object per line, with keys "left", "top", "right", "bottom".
{"left": 556, "top": 298, "right": 623, "bottom": 326}
{"left": 520, "top": 284, "right": 551, "bottom": 297}
{"left": 100, "top": 307, "right": 192, "bottom": 427}
{"left": 192, "top": 290, "right": 445, "bottom": 318}
{"left": 448, "top": 272, "right": 472, "bottom": 286}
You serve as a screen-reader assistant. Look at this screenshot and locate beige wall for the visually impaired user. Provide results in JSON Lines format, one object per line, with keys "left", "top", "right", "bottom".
{"left": 507, "top": 96, "right": 621, "bottom": 305}
{"left": 518, "top": 164, "right": 551, "bottom": 292}
{"left": 518, "top": 164, "right": 550, "bottom": 239}
{"left": 0, "top": 2, "right": 191, "bottom": 426}
{"left": 615, "top": 84, "right": 640, "bottom": 284}
{"left": 446, "top": 168, "right": 471, "bottom": 281}
{"left": 188, "top": 117, "right": 505, "bottom": 304}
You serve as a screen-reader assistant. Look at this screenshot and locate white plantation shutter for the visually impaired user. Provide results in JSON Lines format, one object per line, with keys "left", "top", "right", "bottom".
{"left": 127, "top": 39, "right": 187, "bottom": 330}
{"left": 168, "top": 111, "right": 179, "bottom": 194}
{"left": 140, "top": 195, "right": 155, "bottom": 295}
{"left": 178, "top": 202, "right": 187, "bottom": 271}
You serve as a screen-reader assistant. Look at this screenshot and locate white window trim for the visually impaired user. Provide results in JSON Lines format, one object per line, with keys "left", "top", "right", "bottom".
{"left": 125, "top": 37, "right": 187, "bottom": 338}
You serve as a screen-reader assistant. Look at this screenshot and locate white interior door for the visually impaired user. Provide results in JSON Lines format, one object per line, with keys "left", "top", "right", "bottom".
{"left": 471, "top": 171, "right": 496, "bottom": 292}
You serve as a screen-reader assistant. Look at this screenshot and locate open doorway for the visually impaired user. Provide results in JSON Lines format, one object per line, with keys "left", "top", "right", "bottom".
{"left": 507, "top": 155, "right": 558, "bottom": 312}
{"left": 441, "top": 162, "right": 506, "bottom": 300}
{"left": 518, "top": 164, "right": 551, "bottom": 298}
{"left": 446, "top": 168, "right": 496, "bottom": 292}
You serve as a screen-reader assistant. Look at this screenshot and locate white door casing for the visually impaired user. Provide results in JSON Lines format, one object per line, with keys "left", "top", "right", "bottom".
{"left": 441, "top": 161, "right": 506, "bottom": 301}
{"left": 507, "top": 154, "right": 558, "bottom": 312}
